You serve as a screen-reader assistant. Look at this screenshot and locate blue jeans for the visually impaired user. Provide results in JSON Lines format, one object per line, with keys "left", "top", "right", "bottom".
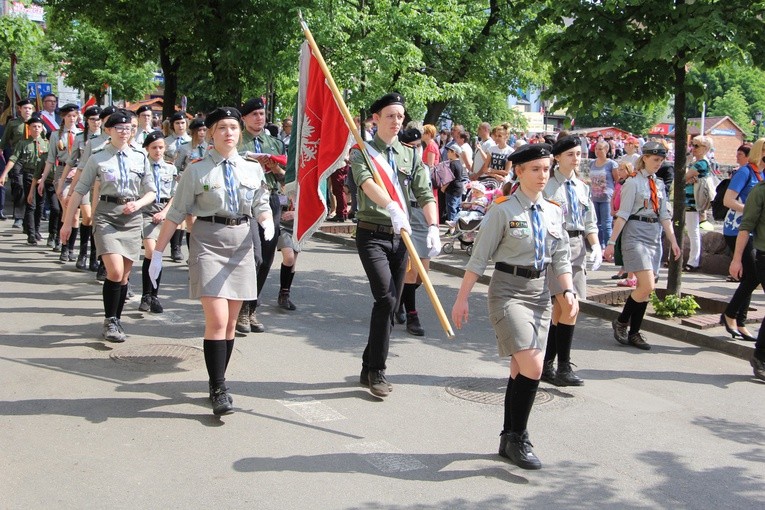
{"left": 593, "top": 201, "right": 612, "bottom": 248}
{"left": 445, "top": 193, "right": 462, "bottom": 223}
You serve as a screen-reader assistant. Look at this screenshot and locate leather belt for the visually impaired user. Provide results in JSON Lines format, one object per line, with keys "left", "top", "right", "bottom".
{"left": 495, "top": 262, "right": 546, "bottom": 279}
{"left": 410, "top": 200, "right": 420, "bottom": 209}
{"left": 196, "top": 215, "right": 249, "bottom": 226}
{"left": 629, "top": 214, "right": 659, "bottom": 224}
{"left": 100, "top": 195, "right": 136, "bottom": 205}
{"left": 566, "top": 230, "right": 584, "bottom": 237}
{"left": 158, "top": 197, "right": 170, "bottom": 204}
{"left": 357, "top": 221, "right": 395, "bottom": 235}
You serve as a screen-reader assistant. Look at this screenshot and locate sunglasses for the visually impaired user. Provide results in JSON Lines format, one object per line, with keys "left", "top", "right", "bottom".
{"left": 692, "top": 144, "right": 704, "bottom": 149}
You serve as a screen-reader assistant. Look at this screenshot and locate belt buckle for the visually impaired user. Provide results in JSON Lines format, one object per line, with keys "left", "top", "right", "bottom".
{"left": 225, "top": 217, "right": 238, "bottom": 226}
{"left": 117, "top": 197, "right": 129, "bottom": 205}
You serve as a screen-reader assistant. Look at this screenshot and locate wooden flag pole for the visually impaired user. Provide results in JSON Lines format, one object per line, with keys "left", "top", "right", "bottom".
{"left": 298, "top": 12, "right": 454, "bottom": 339}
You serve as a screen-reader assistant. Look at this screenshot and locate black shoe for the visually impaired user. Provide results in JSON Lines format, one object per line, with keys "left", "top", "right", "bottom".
{"left": 171, "top": 247, "right": 183, "bottom": 262}
{"left": 277, "top": 290, "right": 297, "bottom": 311}
{"left": 34, "top": 231, "right": 42, "bottom": 241}
{"left": 394, "top": 307, "right": 406, "bottom": 325}
{"left": 499, "top": 431, "right": 542, "bottom": 470}
{"left": 627, "top": 332, "right": 651, "bottom": 350}
{"left": 612, "top": 318, "right": 629, "bottom": 345}
{"left": 12, "top": 218, "right": 22, "bottom": 228}
{"left": 138, "top": 294, "right": 152, "bottom": 312}
{"left": 360, "top": 368, "right": 393, "bottom": 391}
{"left": 75, "top": 255, "right": 88, "bottom": 270}
{"left": 46, "top": 235, "right": 55, "bottom": 248}
{"left": 211, "top": 388, "right": 234, "bottom": 416}
{"left": 406, "top": 311, "right": 425, "bottom": 336}
{"left": 367, "top": 369, "right": 391, "bottom": 397}
{"left": 102, "top": 317, "right": 126, "bottom": 343}
{"left": 327, "top": 215, "right": 346, "bottom": 222}
{"left": 150, "top": 295, "right": 164, "bottom": 313}
{"left": 611, "top": 272, "right": 627, "bottom": 280}
{"left": 209, "top": 382, "right": 233, "bottom": 404}
{"left": 554, "top": 362, "right": 584, "bottom": 386}
{"left": 59, "top": 246, "right": 69, "bottom": 262}
{"left": 541, "top": 360, "right": 556, "bottom": 384}
{"left": 249, "top": 310, "right": 265, "bottom": 333}
{"left": 89, "top": 258, "right": 99, "bottom": 272}
{"left": 68, "top": 251, "right": 76, "bottom": 262}
{"left": 96, "top": 264, "right": 107, "bottom": 282}
{"left": 719, "top": 314, "right": 741, "bottom": 339}
{"left": 27, "top": 234, "right": 38, "bottom": 245}
{"left": 751, "top": 356, "right": 765, "bottom": 381}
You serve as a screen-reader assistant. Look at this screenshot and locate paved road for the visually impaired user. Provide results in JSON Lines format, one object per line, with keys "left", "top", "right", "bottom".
{"left": 1, "top": 222, "right": 763, "bottom": 509}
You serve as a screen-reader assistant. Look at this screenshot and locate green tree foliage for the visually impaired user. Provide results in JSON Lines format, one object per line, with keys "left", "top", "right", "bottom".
{"left": 0, "top": 14, "right": 54, "bottom": 91}
{"left": 708, "top": 85, "right": 752, "bottom": 138}
{"left": 538, "top": 0, "right": 765, "bottom": 294}
{"left": 45, "top": 13, "right": 156, "bottom": 103}
{"left": 573, "top": 103, "right": 668, "bottom": 135}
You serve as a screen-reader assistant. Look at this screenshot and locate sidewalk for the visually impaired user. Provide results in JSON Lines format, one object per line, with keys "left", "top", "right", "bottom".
{"left": 316, "top": 223, "right": 760, "bottom": 361}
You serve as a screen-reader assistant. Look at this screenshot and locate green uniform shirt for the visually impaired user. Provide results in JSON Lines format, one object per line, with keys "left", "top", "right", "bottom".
{"left": 350, "top": 135, "right": 435, "bottom": 226}
{"left": 1, "top": 118, "right": 27, "bottom": 153}
{"left": 239, "top": 130, "right": 285, "bottom": 191}
{"left": 10, "top": 136, "right": 48, "bottom": 176}
{"left": 738, "top": 181, "right": 765, "bottom": 251}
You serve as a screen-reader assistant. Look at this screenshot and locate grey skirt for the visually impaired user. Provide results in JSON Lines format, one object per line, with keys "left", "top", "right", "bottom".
{"left": 277, "top": 218, "right": 300, "bottom": 253}
{"left": 488, "top": 270, "right": 552, "bottom": 357}
{"left": 188, "top": 219, "right": 257, "bottom": 300}
{"left": 409, "top": 205, "right": 429, "bottom": 259}
{"left": 548, "top": 233, "right": 587, "bottom": 298}
{"left": 142, "top": 203, "right": 164, "bottom": 240}
{"left": 621, "top": 220, "right": 662, "bottom": 274}
{"left": 93, "top": 201, "right": 143, "bottom": 261}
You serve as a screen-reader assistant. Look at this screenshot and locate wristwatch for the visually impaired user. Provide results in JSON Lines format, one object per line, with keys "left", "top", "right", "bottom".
{"left": 562, "top": 289, "right": 577, "bottom": 298}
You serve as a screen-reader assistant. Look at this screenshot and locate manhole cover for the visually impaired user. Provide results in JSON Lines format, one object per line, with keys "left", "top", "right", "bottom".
{"left": 110, "top": 343, "right": 203, "bottom": 371}
{"left": 446, "top": 377, "right": 554, "bottom": 406}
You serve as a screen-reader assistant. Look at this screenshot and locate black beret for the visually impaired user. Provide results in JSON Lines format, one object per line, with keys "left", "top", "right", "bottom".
{"left": 189, "top": 118, "right": 205, "bottom": 130}
{"left": 370, "top": 92, "right": 405, "bottom": 114}
{"left": 142, "top": 130, "right": 165, "bottom": 148}
{"left": 99, "top": 106, "right": 117, "bottom": 119}
{"left": 399, "top": 128, "right": 422, "bottom": 145}
{"left": 84, "top": 106, "right": 102, "bottom": 118}
{"left": 552, "top": 136, "right": 579, "bottom": 156}
{"left": 59, "top": 103, "right": 79, "bottom": 114}
{"left": 135, "top": 105, "right": 153, "bottom": 115}
{"left": 507, "top": 143, "right": 553, "bottom": 165}
{"left": 204, "top": 107, "right": 242, "bottom": 128}
{"left": 642, "top": 141, "right": 667, "bottom": 157}
{"left": 118, "top": 108, "right": 135, "bottom": 118}
{"left": 17, "top": 99, "right": 32, "bottom": 107}
{"left": 169, "top": 111, "right": 187, "bottom": 123}
{"left": 104, "top": 112, "right": 131, "bottom": 128}
{"left": 241, "top": 98, "right": 265, "bottom": 116}
{"left": 26, "top": 115, "right": 43, "bottom": 125}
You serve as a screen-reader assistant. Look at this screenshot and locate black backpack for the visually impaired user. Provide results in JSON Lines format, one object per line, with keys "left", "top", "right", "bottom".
{"left": 711, "top": 178, "right": 730, "bottom": 221}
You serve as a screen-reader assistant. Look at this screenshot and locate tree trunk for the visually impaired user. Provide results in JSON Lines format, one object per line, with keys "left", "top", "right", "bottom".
{"left": 668, "top": 60, "right": 688, "bottom": 296}
{"left": 158, "top": 37, "right": 179, "bottom": 119}
{"left": 424, "top": 100, "right": 449, "bottom": 126}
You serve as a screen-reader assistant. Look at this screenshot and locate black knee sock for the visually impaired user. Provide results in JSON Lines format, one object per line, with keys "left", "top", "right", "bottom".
{"left": 185, "top": 231, "right": 190, "bottom": 249}
{"left": 79, "top": 225, "right": 91, "bottom": 256}
{"left": 510, "top": 374, "right": 540, "bottom": 434}
{"left": 151, "top": 269, "right": 162, "bottom": 297}
{"left": 401, "top": 283, "right": 418, "bottom": 313}
{"left": 68, "top": 226, "right": 78, "bottom": 251}
{"left": 628, "top": 301, "right": 649, "bottom": 336}
{"left": 141, "top": 258, "right": 152, "bottom": 296}
{"left": 102, "top": 279, "right": 122, "bottom": 318}
{"left": 544, "top": 323, "right": 557, "bottom": 363}
{"left": 280, "top": 263, "right": 295, "bottom": 291}
{"left": 502, "top": 376, "right": 514, "bottom": 433}
{"left": 556, "top": 323, "right": 576, "bottom": 365}
{"left": 204, "top": 339, "right": 228, "bottom": 389}
{"left": 225, "top": 339, "right": 235, "bottom": 370}
{"left": 170, "top": 230, "right": 179, "bottom": 251}
{"left": 116, "top": 283, "right": 128, "bottom": 319}
{"left": 618, "top": 296, "right": 638, "bottom": 324}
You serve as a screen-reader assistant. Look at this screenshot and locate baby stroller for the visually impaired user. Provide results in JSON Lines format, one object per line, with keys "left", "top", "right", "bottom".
{"left": 441, "top": 180, "right": 495, "bottom": 255}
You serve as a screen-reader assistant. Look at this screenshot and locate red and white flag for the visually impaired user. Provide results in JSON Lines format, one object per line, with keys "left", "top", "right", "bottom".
{"left": 293, "top": 40, "right": 351, "bottom": 247}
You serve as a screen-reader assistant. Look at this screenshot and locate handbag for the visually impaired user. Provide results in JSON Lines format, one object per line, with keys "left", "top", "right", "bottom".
{"left": 692, "top": 159, "right": 718, "bottom": 211}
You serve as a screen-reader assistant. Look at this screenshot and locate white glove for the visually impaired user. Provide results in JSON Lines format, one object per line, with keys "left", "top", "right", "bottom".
{"left": 148, "top": 255, "right": 163, "bottom": 289}
{"left": 260, "top": 217, "right": 275, "bottom": 241}
{"left": 589, "top": 243, "right": 603, "bottom": 271}
{"left": 385, "top": 201, "right": 411, "bottom": 235}
{"left": 426, "top": 225, "right": 441, "bottom": 258}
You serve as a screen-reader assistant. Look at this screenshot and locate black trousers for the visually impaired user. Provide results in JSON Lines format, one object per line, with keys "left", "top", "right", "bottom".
{"left": 22, "top": 173, "right": 41, "bottom": 234}
{"left": 724, "top": 235, "right": 759, "bottom": 325}
{"left": 8, "top": 168, "right": 24, "bottom": 220}
{"left": 250, "top": 192, "right": 282, "bottom": 304}
{"left": 355, "top": 228, "right": 408, "bottom": 371}
{"left": 752, "top": 250, "right": 765, "bottom": 356}
{"left": 42, "top": 181, "right": 61, "bottom": 237}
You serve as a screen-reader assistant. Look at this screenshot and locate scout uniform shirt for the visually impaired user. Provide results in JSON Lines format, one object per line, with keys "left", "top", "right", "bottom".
{"left": 239, "top": 129, "right": 285, "bottom": 193}
{"left": 77, "top": 133, "right": 110, "bottom": 171}
{"left": 146, "top": 159, "right": 178, "bottom": 203}
{"left": 176, "top": 141, "right": 208, "bottom": 174}
{"left": 134, "top": 127, "right": 153, "bottom": 147}
{"left": 47, "top": 127, "right": 81, "bottom": 182}
{"left": 543, "top": 168, "right": 598, "bottom": 237}
{"left": 350, "top": 135, "right": 435, "bottom": 226}
{"left": 164, "top": 133, "right": 191, "bottom": 163}
{"left": 0, "top": 117, "right": 28, "bottom": 153}
{"left": 465, "top": 191, "right": 572, "bottom": 277}
{"left": 166, "top": 149, "right": 270, "bottom": 225}
{"left": 615, "top": 169, "right": 671, "bottom": 222}
{"left": 10, "top": 136, "right": 48, "bottom": 176}
{"left": 74, "top": 144, "right": 155, "bottom": 199}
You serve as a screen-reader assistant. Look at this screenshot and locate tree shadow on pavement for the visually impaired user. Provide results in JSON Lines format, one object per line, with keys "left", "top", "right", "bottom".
{"left": 691, "top": 415, "right": 765, "bottom": 445}
{"left": 578, "top": 368, "right": 745, "bottom": 388}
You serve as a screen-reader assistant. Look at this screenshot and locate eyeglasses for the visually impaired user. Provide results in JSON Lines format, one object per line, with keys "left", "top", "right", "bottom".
{"left": 113, "top": 125, "right": 132, "bottom": 133}
{"left": 692, "top": 144, "right": 704, "bottom": 149}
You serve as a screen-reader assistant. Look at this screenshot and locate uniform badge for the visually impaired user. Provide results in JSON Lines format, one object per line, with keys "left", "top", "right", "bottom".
{"left": 508, "top": 221, "right": 528, "bottom": 228}
{"left": 203, "top": 184, "right": 210, "bottom": 191}
{"left": 511, "top": 228, "right": 530, "bottom": 238}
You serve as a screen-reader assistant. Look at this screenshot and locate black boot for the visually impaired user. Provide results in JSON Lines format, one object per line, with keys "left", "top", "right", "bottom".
{"left": 499, "top": 431, "right": 542, "bottom": 470}
{"left": 406, "top": 311, "right": 424, "bottom": 336}
{"left": 541, "top": 360, "right": 556, "bottom": 384}
{"left": 554, "top": 361, "right": 584, "bottom": 386}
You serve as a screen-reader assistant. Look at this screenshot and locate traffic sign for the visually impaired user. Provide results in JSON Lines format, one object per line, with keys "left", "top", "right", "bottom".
{"left": 26, "top": 82, "right": 52, "bottom": 99}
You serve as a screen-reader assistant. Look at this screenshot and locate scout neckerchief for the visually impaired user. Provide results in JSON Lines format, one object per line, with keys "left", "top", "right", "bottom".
{"left": 648, "top": 174, "right": 659, "bottom": 214}
{"left": 117, "top": 150, "right": 129, "bottom": 196}
{"left": 153, "top": 162, "right": 161, "bottom": 203}
{"left": 355, "top": 141, "right": 408, "bottom": 216}
{"left": 222, "top": 159, "right": 239, "bottom": 213}
{"left": 531, "top": 203, "right": 545, "bottom": 270}
{"left": 564, "top": 178, "right": 581, "bottom": 226}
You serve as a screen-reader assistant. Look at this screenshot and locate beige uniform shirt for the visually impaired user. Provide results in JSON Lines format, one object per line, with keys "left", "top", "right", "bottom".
{"left": 164, "top": 133, "right": 191, "bottom": 163}
{"left": 615, "top": 169, "right": 671, "bottom": 222}
{"left": 75, "top": 143, "right": 155, "bottom": 198}
{"left": 543, "top": 168, "right": 598, "bottom": 235}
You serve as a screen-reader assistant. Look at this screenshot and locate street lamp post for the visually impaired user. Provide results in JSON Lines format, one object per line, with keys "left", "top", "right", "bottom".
{"left": 756, "top": 111, "right": 763, "bottom": 141}
{"left": 36, "top": 71, "right": 48, "bottom": 105}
